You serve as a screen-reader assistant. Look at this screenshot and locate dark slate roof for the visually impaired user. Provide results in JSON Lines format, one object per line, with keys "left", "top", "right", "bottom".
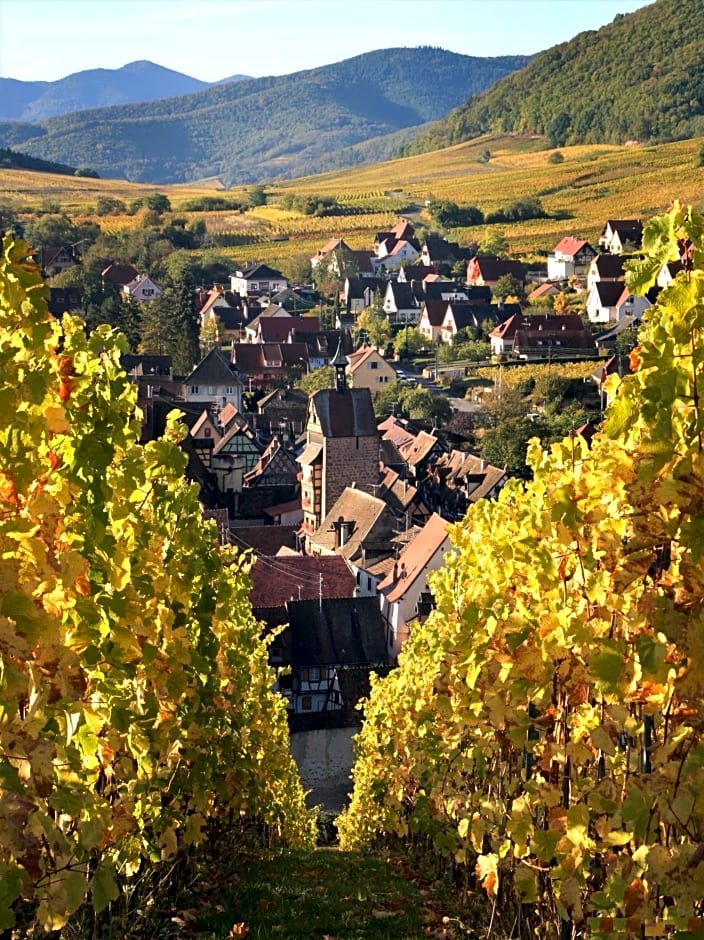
{"left": 387, "top": 281, "right": 418, "bottom": 309}
{"left": 492, "top": 313, "right": 587, "bottom": 340}
{"left": 448, "top": 302, "right": 518, "bottom": 330}
{"left": 469, "top": 256, "right": 527, "bottom": 282}
{"left": 591, "top": 254, "right": 626, "bottom": 278}
{"left": 346, "top": 275, "right": 384, "bottom": 299}
{"left": 122, "top": 354, "right": 172, "bottom": 376}
{"left": 399, "top": 264, "right": 436, "bottom": 281}
{"left": 351, "top": 250, "right": 376, "bottom": 274}
{"left": 420, "top": 299, "right": 448, "bottom": 326}
{"left": 593, "top": 281, "right": 627, "bottom": 306}
{"left": 464, "top": 285, "right": 493, "bottom": 303}
{"left": 212, "top": 306, "right": 246, "bottom": 330}
{"left": 311, "top": 488, "right": 393, "bottom": 558}
{"left": 238, "top": 262, "right": 286, "bottom": 280}
{"left": 184, "top": 348, "right": 242, "bottom": 386}
{"left": 310, "top": 387, "right": 377, "bottom": 437}
{"left": 603, "top": 219, "right": 643, "bottom": 242}
{"left": 423, "top": 236, "right": 467, "bottom": 263}
{"left": 101, "top": 262, "right": 139, "bottom": 285}
{"left": 230, "top": 344, "right": 266, "bottom": 373}
{"left": 285, "top": 596, "right": 388, "bottom": 668}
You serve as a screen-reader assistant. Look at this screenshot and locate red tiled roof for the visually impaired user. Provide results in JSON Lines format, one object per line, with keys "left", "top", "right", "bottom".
{"left": 553, "top": 236, "right": 590, "bottom": 257}
{"left": 528, "top": 282, "right": 561, "bottom": 300}
{"left": 378, "top": 513, "right": 450, "bottom": 602}
{"left": 249, "top": 554, "right": 355, "bottom": 609}
{"left": 230, "top": 525, "right": 299, "bottom": 556}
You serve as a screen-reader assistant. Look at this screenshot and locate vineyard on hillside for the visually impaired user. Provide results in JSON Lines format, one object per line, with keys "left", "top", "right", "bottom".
{"left": 338, "top": 203, "right": 704, "bottom": 937}
{"left": 3, "top": 135, "right": 704, "bottom": 260}
{"left": 0, "top": 239, "right": 315, "bottom": 934}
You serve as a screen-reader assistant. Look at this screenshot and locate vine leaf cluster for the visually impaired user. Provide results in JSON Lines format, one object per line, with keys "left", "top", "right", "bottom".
{"left": 338, "top": 202, "right": 704, "bottom": 935}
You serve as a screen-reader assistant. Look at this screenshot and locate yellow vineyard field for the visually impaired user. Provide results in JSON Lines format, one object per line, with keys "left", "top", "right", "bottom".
{"left": 4, "top": 134, "right": 704, "bottom": 258}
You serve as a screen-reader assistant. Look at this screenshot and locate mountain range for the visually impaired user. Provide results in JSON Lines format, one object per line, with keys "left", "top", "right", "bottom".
{"left": 2, "top": 0, "right": 701, "bottom": 191}
{"left": 0, "top": 61, "right": 250, "bottom": 122}
{"left": 0, "top": 49, "right": 530, "bottom": 186}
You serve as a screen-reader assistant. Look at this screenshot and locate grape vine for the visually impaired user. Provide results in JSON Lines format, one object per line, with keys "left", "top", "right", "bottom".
{"left": 0, "top": 238, "right": 315, "bottom": 933}
{"left": 339, "top": 203, "right": 704, "bottom": 935}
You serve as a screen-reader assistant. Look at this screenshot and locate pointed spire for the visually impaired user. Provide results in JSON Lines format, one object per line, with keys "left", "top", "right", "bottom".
{"left": 331, "top": 339, "right": 348, "bottom": 393}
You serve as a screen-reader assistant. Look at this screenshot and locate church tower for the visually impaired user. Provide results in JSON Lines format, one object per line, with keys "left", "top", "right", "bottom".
{"left": 297, "top": 342, "right": 380, "bottom": 542}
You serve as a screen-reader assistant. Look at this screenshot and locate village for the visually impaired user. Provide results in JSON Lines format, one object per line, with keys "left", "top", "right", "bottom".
{"left": 33, "top": 212, "right": 684, "bottom": 805}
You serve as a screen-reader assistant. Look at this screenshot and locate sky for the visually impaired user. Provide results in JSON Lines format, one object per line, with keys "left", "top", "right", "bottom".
{"left": 0, "top": 0, "right": 653, "bottom": 83}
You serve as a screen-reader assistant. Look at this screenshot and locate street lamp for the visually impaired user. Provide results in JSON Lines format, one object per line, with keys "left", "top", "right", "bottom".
{"left": 298, "top": 357, "right": 310, "bottom": 375}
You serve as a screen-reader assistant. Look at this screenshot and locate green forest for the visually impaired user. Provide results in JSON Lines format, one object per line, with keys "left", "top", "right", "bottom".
{"left": 404, "top": 0, "right": 704, "bottom": 154}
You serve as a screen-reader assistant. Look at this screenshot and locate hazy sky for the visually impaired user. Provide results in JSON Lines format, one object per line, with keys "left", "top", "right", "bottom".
{"left": 0, "top": 0, "right": 653, "bottom": 83}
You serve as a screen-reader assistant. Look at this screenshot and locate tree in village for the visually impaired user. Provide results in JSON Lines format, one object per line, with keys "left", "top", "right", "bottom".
{"left": 163, "top": 254, "right": 200, "bottom": 374}
{"left": 492, "top": 272, "right": 525, "bottom": 303}
{"left": 393, "top": 325, "right": 426, "bottom": 359}
{"left": 0, "top": 238, "right": 315, "bottom": 933}
{"left": 479, "top": 414, "right": 536, "bottom": 478}
{"left": 339, "top": 203, "right": 704, "bottom": 934}
{"left": 553, "top": 289, "right": 569, "bottom": 314}
{"left": 138, "top": 291, "right": 180, "bottom": 359}
{"left": 296, "top": 365, "right": 334, "bottom": 394}
{"left": 312, "top": 246, "right": 359, "bottom": 303}
{"left": 199, "top": 314, "right": 222, "bottom": 357}
{"left": 355, "top": 304, "right": 392, "bottom": 350}
{"left": 479, "top": 229, "right": 509, "bottom": 258}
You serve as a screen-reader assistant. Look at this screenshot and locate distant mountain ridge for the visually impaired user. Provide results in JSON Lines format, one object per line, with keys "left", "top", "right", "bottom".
{"left": 0, "top": 61, "right": 251, "bottom": 122}
{"left": 402, "top": 0, "right": 704, "bottom": 154}
{"left": 0, "top": 48, "right": 531, "bottom": 185}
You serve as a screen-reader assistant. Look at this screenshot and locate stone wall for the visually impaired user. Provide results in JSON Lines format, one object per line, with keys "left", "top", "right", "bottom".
{"left": 323, "top": 436, "right": 379, "bottom": 517}
{"left": 289, "top": 727, "right": 356, "bottom": 812}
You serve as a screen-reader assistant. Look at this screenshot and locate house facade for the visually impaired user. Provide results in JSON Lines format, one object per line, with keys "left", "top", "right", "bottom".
{"left": 378, "top": 512, "right": 452, "bottom": 659}
{"left": 230, "top": 262, "right": 288, "bottom": 298}
{"left": 466, "top": 255, "right": 527, "bottom": 288}
{"left": 123, "top": 274, "right": 162, "bottom": 303}
{"left": 599, "top": 219, "right": 643, "bottom": 254}
{"left": 183, "top": 348, "right": 243, "bottom": 412}
{"left": 586, "top": 254, "right": 626, "bottom": 291}
{"left": 586, "top": 281, "right": 652, "bottom": 324}
{"left": 279, "top": 597, "right": 390, "bottom": 725}
{"left": 546, "top": 237, "right": 597, "bottom": 280}
{"left": 346, "top": 344, "right": 397, "bottom": 390}
{"left": 490, "top": 313, "right": 596, "bottom": 359}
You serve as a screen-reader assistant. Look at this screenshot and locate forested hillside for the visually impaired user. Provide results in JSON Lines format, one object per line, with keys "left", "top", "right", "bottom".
{"left": 0, "top": 146, "right": 96, "bottom": 177}
{"left": 403, "top": 0, "right": 704, "bottom": 154}
{"left": 0, "top": 48, "right": 530, "bottom": 185}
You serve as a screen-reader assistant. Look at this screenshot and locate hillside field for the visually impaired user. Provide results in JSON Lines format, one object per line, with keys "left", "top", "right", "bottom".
{"left": 3, "top": 133, "right": 704, "bottom": 262}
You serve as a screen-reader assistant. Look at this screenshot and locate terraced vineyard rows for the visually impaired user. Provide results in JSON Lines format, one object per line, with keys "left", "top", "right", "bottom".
{"left": 3, "top": 134, "right": 704, "bottom": 260}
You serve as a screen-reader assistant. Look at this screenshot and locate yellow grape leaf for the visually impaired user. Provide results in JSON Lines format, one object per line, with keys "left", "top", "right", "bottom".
{"left": 44, "top": 404, "right": 70, "bottom": 434}
{"left": 37, "top": 900, "right": 69, "bottom": 933}
{"left": 159, "top": 826, "right": 178, "bottom": 860}
{"left": 475, "top": 853, "right": 499, "bottom": 896}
